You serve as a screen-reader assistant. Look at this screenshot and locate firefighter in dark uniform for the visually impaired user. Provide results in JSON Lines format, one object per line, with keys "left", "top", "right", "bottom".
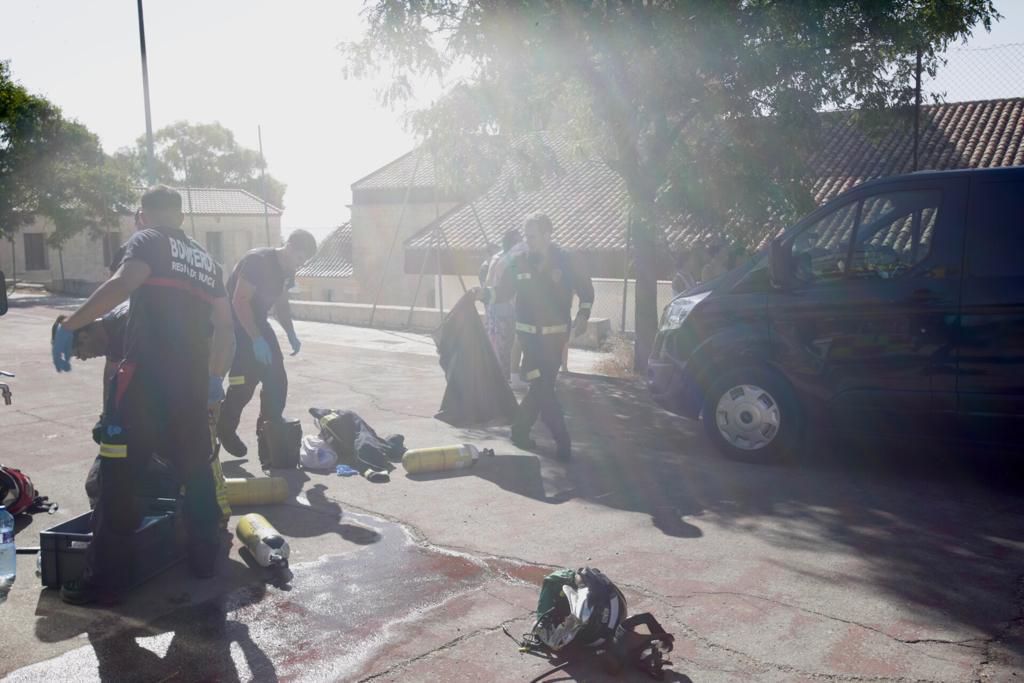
{"left": 52, "top": 186, "right": 236, "bottom": 605}
{"left": 479, "top": 212, "right": 594, "bottom": 460}
{"left": 216, "top": 230, "right": 317, "bottom": 462}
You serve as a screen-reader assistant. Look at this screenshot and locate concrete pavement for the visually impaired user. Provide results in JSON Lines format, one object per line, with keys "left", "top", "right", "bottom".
{"left": 1, "top": 296, "right": 1023, "bottom": 682}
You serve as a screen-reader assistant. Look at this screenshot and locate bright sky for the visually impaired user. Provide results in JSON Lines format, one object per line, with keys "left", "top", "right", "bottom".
{"left": 1, "top": 1, "right": 1022, "bottom": 241}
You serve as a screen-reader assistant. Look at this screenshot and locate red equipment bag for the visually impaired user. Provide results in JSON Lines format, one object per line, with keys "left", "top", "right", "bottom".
{"left": 0, "top": 465, "right": 54, "bottom": 516}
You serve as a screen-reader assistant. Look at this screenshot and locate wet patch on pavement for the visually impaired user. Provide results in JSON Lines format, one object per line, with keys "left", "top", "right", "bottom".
{"left": 6, "top": 509, "right": 544, "bottom": 682}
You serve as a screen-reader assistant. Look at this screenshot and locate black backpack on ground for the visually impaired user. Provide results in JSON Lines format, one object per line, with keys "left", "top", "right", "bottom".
{"left": 507, "top": 566, "right": 675, "bottom": 681}
{"left": 257, "top": 418, "right": 302, "bottom": 469}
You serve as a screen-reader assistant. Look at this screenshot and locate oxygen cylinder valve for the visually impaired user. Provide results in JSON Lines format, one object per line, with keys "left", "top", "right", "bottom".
{"left": 236, "top": 513, "right": 291, "bottom": 573}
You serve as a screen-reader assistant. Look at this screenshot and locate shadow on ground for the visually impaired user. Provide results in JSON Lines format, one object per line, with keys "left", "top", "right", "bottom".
{"left": 30, "top": 551, "right": 279, "bottom": 682}
{"left": 448, "top": 373, "right": 1024, "bottom": 660}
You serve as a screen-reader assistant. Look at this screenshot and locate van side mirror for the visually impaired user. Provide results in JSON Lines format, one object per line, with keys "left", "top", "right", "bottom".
{"left": 769, "top": 239, "right": 793, "bottom": 290}
{"left": 0, "top": 271, "right": 7, "bottom": 316}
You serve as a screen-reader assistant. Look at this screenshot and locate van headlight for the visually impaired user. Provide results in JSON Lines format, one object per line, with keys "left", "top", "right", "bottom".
{"left": 659, "top": 292, "right": 709, "bottom": 331}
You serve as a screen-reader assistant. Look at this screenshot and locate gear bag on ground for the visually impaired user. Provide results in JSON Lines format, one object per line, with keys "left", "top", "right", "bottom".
{"left": 511, "top": 566, "right": 676, "bottom": 680}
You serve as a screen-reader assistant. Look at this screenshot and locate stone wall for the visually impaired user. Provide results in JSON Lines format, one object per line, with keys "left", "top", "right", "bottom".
{"left": 435, "top": 274, "right": 676, "bottom": 334}
{"left": 288, "top": 299, "right": 611, "bottom": 350}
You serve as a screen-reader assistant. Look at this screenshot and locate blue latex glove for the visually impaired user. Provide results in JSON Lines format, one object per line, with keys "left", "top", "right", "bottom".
{"left": 52, "top": 324, "right": 74, "bottom": 372}
{"left": 252, "top": 336, "right": 273, "bottom": 365}
{"left": 336, "top": 464, "right": 359, "bottom": 477}
{"left": 287, "top": 331, "right": 301, "bottom": 356}
{"left": 208, "top": 375, "right": 224, "bottom": 407}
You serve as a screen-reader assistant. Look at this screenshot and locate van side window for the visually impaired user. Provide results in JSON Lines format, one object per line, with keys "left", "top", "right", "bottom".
{"left": 792, "top": 201, "right": 857, "bottom": 282}
{"left": 966, "top": 181, "right": 1024, "bottom": 278}
{"left": 848, "top": 190, "right": 940, "bottom": 279}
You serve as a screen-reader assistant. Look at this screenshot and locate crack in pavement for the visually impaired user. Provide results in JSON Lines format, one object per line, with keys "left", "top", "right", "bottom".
{"left": 972, "top": 573, "right": 1024, "bottom": 681}
{"left": 295, "top": 371, "right": 436, "bottom": 420}
{"left": 640, "top": 594, "right": 971, "bottom": 683}
{"left": 5, "top": 407, "right": 89, "bottom": 430}
{"left": 659, "top": 590, "right": 990, "bottom": 650}
{"left": 357, "top": 613, "right": 533, "bottom": 682}
{"left": 306, "top": 474, "right": 1023, "bottom": 682}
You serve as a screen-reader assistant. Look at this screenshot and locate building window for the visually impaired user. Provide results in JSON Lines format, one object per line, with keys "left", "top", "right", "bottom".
{"left": 24, "top": 233, "right": 48, "bottom": 271}
{"left": 102, "top": 232, "right": 122, "bottom": 268}
{"left": 206, "top": 231, "right": 224, "bottom": 263}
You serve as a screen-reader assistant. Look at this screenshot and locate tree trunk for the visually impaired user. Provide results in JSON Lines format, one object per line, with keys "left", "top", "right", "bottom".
{"left": 632, "top": 211, "right": 659, "bottom": 373}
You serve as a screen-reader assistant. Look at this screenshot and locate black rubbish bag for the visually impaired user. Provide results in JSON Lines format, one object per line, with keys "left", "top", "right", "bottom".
{"left": 434, "top": 290, "right": 518, "bottom": 427}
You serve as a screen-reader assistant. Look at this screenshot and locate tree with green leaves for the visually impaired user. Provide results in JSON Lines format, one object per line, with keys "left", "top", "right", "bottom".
{"left": 344, "top": 0, "right": 997, "bottom": 370}
{"left": 0, "top": 61, "right": 132, "bottom": 246}
{"left": 114, "top": 121, "right": 286, "bottom": 208}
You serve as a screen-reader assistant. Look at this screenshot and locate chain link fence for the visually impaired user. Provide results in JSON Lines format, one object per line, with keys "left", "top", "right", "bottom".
{"left": 297, "top": 44, "right": 1024, "bottom": 352}
{"left": 925, "top": 43, "right": 1024, "bottom": 102}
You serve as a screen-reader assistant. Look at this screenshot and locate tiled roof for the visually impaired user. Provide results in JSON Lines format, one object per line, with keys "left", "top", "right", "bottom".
{"left": 351, "top": 149, "right": 436, "bottom": 190}
{"left": 295, "top": 223, "right": 352, "bottom": 278}
{"left": 407, "top": 132, "right": 629, "bottom": 253}
{"left": 160, "top": 187, "right": 283, "bottom": 216}
{"left": 408, "top": 98, "right": 1024, "bottom": 257}
{"left": 665, "top": 97, "right": 1024, "bottom": 250}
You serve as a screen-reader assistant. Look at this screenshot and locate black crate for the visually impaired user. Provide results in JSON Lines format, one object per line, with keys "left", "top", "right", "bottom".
{"left": 39, "top": 500, "right": 183, "bottom": 589}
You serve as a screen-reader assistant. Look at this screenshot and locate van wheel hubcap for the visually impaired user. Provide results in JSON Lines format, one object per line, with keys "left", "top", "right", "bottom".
{"left": 715, "top": 384, "right": 781, "bottom": 451}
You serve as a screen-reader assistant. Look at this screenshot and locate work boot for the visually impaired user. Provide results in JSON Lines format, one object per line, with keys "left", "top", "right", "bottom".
{"left": 555, "top": 442, "right": 573, "bottom": 462}
{"left": 188, "top": 538, "right": 223, "bottom": 579}
{"left": 511, "top": 430, "right": 538, "bottom": 451}
{"left": 189, "top": 553, "right": 218, "bottom": 579}
{"left": 60, "top": 577, "right": 120, "bottom": 607}
{"left": 217, "top": 428, "right": 248, "bottom": 457}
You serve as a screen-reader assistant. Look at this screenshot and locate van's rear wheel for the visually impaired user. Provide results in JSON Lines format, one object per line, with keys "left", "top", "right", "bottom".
{"left": 702, "top": 366, "right": 802, "bottom": 463}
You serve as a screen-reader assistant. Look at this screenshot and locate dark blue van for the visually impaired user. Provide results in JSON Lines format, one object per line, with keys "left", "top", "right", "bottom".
{"left": 648, "top": 166, "right": 1024, "bottom": 462}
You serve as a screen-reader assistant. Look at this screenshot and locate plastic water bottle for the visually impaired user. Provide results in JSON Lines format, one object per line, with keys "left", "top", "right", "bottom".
{"left": 0, "top": 505, "right": 15, "bottom": 603}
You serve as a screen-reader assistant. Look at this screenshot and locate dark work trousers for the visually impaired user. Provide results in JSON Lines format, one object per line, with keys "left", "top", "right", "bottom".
{"left": 512, "top": 331, "right": 571, "bottom": 451}
{"left": 218, "top": 323, "right": 287, "bottom": 438}
{"left": 88, "top": 363, "right": 220, "bottom": 592}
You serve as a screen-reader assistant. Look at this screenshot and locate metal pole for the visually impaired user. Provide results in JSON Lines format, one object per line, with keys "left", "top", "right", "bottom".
{"left": 369, "top": 149, "right": 423, "bottom": 327}
{"left": 436, "top": 222, "right": 467, "bottom": 295}
{"left": 913, "top": 47, "right": 922, "bottom": 172}
{"left": 406, "top": 235, "right": 433, "bottom": 328}
{"left": 620, "top": 216, "right": 632, "bottom": 334}
{"left": 186, "top": 187, "right": 197, "bottom": 238}
{"left": 468, "top": 202, "right": 492, "bottom": 247}
{"left": 184, "top": 156, "right": 197, "bottom": 238}
{"left": 433, "top": 158, "right": 444, "bottom": 314}
{"left": 258, "top": 125, "right": 272, "bottom": 246}
{"left": 435, "top": 223, "right": 443, "bottom": 313}
{"left": 136, "top": 0, "right": 156, "bottom": 186}
{"left": 58, "top": 247, "right": 65, "bottom": 292}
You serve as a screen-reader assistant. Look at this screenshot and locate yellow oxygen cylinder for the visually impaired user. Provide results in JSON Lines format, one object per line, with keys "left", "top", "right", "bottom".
{"left": 224, "top": 477, "right": 289, "bottom": 506}
{"left": 236, "top": 513, "right": 289, "bottom": 568}
{"left": 401, "top": 444, "right": 493, "bottom": 475}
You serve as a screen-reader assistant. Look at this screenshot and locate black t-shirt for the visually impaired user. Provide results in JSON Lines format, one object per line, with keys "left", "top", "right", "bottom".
{"left": 227, "top": 248, "right": 292, "bottom": 327}
{"left": 101, "top": 303, "right": 129, "bottom": 364}
{"left": 120, "top": 228, "right": 226, "bottom": 392}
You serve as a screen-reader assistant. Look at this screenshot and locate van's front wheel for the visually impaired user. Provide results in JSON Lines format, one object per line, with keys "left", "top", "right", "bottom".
{"left": 702, "top": 366, "right": 802, "bottom": 463}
